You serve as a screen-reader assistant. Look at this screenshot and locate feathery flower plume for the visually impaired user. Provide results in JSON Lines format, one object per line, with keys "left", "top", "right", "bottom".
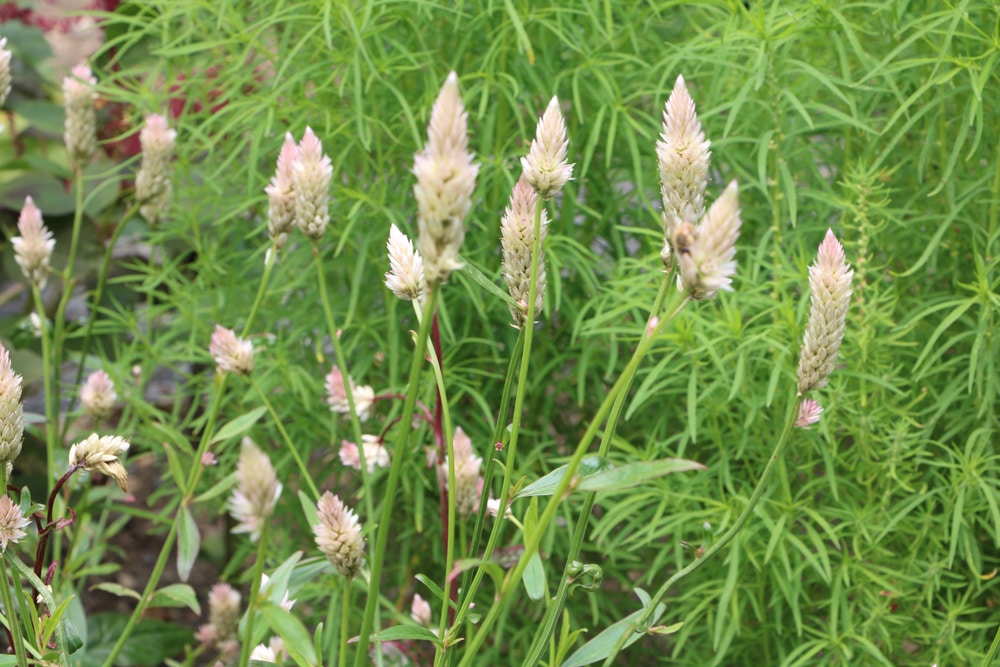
{"left": 228, "top": 437, "right": 282, "bottom": 542}
{"left": 266, "top": 132, "right": 298, "bottom": 249}
{"left": 63, "top": 63, "right": 97, "bottom": 166}
{"left": 501, "top": 176, "right": 548, "bottom": 327}
{"left": 292, "top": 127, "right": 333, "bottom": 242}
{"left": 80, "top": 370, "right": 117, "bottom": 422}
{"left": 135, "top": 114, "right": 177, "bottom": 225}
{"left": 0, "top": 495, "right": 29, "bottom": 553}
{"left": 0, "top": 345, "right": 24, "bottom": 466}
{"left": 413, "top": 71, "right": 479, "bottom": 285}
{"left": 12, "top": 196, "right": 55, "bottom": 291}
{"left": 411, "top": 593, "right": 432, "bottom": 626}
{"left": 521, "top": 96, "right": 573, "bottom": 200}
{"left": 385, "top": 224, "right": 426, "bottom": 301}
{"left": 797, "top": 229, "right": 853, "bottom": 395}
{"left": 657, "top": 74, "right": 711, "bottom": 265}
{"left": 675, "top": 180, "right": 741, "bottom": 300}
{"left": 325, "top": 365, "right": 374, "bottom": 421}
{"left": 339, "top": 434, "right": 390, "bottom": 472}
{"left": 314, "top": 491, "right": 365, "bottom": 579}
{"left": 197, "top": 583, "right": 241, "bottom": 657}
{"left": 68, "top": 433, "right": 130, "bottom": 492}
{"left": 795, "top": 399, "right": 824, "bottom": 429}
{"left": 209, "top": 324, "right": 254, "bottom": 375}
{"left": 437, "top": 426, "right": 483, "bottom": 518}
{"left": 0, "top": 37, "right": 11, "bottom": 108}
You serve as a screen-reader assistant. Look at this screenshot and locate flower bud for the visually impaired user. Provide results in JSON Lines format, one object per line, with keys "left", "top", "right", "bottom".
{"left": 209, "top": 325, "right": 254, "bottom": 375}
{"left": 227, "top": 437, "right": 282, "bottom": 542}
{"left": 63, "top": 63, "right": 97, "bottom": 166}
{"left": 501, "top": 176, "right": 548, "bottom": 328}
{"left": 675, "top": 180, "right": 741, "bottom": 300}
{"left": 314, "top": 491, "right": 365, "bottom": 579}
{"left": 385, "top": 224, "right": 426, "bottom": 301}
{"left": 324, "top": 366, "right": 374, "bottom": 421}
{"left": 520, "top": 96, "right": 573, "bottom": 200}
{"left": 135, "top": 114, "right": 177, "bottom": 225}
{"left": 437, "top": 427, "right": 482, "bottom": 519}
{"left": 292, "top": 127, "right": 333, "bottom": 242}
{"left": 80, "top": 370, "right": 117, "bottom": 422}
{"left": 0, "top": 345, "right": 24, "bottom": 466}
{"left": 12, "top": 196, "right": 55, "bottom": 291}
{"left": 0, "top": 495, "right": 30, "bottom": 553}
{"left": 339, "top": 434, "right": 390, "bottom": 472}
{"left": 266, "top": 132, "right": 298, "bottom": 249}
{"left": 795, "top": 399, "right": 823, "bottom": 429}
{"left": 68, "top": 433, "right": 130, "bottom": 492}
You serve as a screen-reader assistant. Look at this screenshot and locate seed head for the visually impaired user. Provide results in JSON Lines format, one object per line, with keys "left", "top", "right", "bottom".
{"left": 80, "top": 370, "right": 117, "bottom": 422}
{"left": 135, "top": 114, "right": 177, "bottom": 225}
{"left": 0, "top": 37, "right": 12, "bottom": 108}
{"left": 12, "top": 196, "right": 55, "bottom": 291}
{"left": 500, "top": 176, "right": 548, "bottom": 328}
{"left": 437, "top": 426, "right": 483, "bottom": 519}
{"left": 385, "top": 223, "right": 426, "bottom": 301}
{"left": 675, "top": 180, "right": 741, "bottom": 299}
{"left": 209, "top": 325, "right": 254, "bottom": 375}
{"left": 325, "top": 366, "right": 374, "bottom": 421}
{"left": 63, "top": 63, "right": 97, "bottom": 167}
{"left": 292, "top": 127, "right": 333, "bottom": 242}
{"left": 228, "top": 437, "right": 282, "bottom": 542}
{"left": 520, "top": 96, "right": 573, "bottom": 200}
{"left": 657, "top": 75, "right": 711, "bottom": 262}
{"left": 0, "top": 346, "right": 24, "bottom": 466}
{"left": 413, "top": 71, "right": 479, "bottom": 285}
{"left": 0, "top": 495, "right": 29, "bottom": 553}
{"left": 68, "top": 433, "right": 130, "bottom": 492}
{"left": 314, "top": 491, "right": 365, "bottom": 579}
{"left": 266, "top": 133, "right": 298, "bottom": 249}
{"left": 339, "top": 434, "right": 390, "bottom": 472}
{"left": 797, "top": 229, "right": 853, "bottom": 395}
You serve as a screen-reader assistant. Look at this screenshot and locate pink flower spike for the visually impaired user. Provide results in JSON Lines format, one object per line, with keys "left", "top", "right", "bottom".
{"left": 209, "top": 325, "right": 254, "bottom": 375}
{"left": 795, "top": 399, "right": 823, "bottom": 429}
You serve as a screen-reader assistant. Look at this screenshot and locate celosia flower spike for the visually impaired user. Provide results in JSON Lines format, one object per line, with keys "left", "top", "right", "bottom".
{"left": 795, "top": 399, "right": 823, "bottom": 429}
{"left": 209, "top": 325, "right": 254, "bottom": 375}
{"left": 325, "top": 366, "right": 374, "bottom": 421}
{"left": 197, "top": 582, "right": 241, "bottom": 656}
{"left": 63, "top": 63, "right": 98, "bottom": 167}
{"left": 135, "top": 114, "right": 177, "bottom": 225}
{"left": 796, "top": 229, "right": 853, "bottom": 395}
{"left": 227, "top": 437, "right": 282, "bottom": 542}
{"left": 292, "top": 127, "right": 333, "bottom": 242}
{"left": 11, "top": 196, "right": 55, "bottom": 291}
{"left": 385, "top": 224, "right": 426, "bottom": 301}
{"left": 265, "top": 133, "right": 298, "bottom": 249}
{"left": 0, "top": 345, "right": 24, "bottom": 466}
{"left": 521, "top": 96, "right": 573, "bottom": 200}
{"left": 676, "top": 180, "right": 741, "bottom": 300}
{"left": 413, "top": 71, "right": 479, "bottom": 285}
{"left": 314, "top": 491, "right": 365, "bottom": 579}
{"left": 437, "top": 427, "right": 483, "bottom": 518}
{"left": 80, "top": 369, "right": 117, "bottom": 422}
{"left": 501, "top": 176, "right": 548, "bottom": 328}
{"left": 0, "top": 37, "right": 11, "bottom": 108}
{"left": 657, "top": 74, "right": 711, "bottom": 265}
{"left": 68, "top": 433, "right": 130, "bottom": 492}
{"left": 0, "top": 495, "right": 29, "bottom": 552}
{"left": 339, "top": 435, "right": 390, "bottom": 472}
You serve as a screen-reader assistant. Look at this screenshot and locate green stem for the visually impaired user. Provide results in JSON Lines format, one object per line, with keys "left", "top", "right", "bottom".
{"left": 600, "top": 395, "right": 800, "bottom": 665}
{"left": 354, "top": 292, "right": 435, "bottom": 666}
{"left": 250, "top": 376, "right": 320, "bottom": 500}
{"left": 339, "top": 580, "right": 351, "bottom": 667}
{"left": 0, "top": 555, "right": 29, "bottom": 667}
{"left": 238, "top": 521, "right": 271, "bottom": 667}
{"left": 457, "top": 275, "right": 676, "bottom": 666}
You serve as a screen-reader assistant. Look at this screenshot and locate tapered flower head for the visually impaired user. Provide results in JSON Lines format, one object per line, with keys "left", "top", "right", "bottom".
{"left": 437, "top": 427, "right": 483, "bottom": 518}
{"left": 657, "top": 75, "right": 711, "bottom": 263}
{"left": 0, "top": 346, "right": 24, "bottom": 466}
{"left": 325, "top": 366, "right": 374, "bottom": 421}
{"left": 797, "top": 230, "right": 853, "bottom": 395}
{"left": 209, "top": 325, "right": 254, "bottom": 375}
{"left": 413, "top": 71, "right": 479, "bottom": 285}
{"left": 501, "top": 176, "right": 548, "bottom": 328}
{"left": 12, "top": 196, "right": 55, "bottom": 291}
{"left": 385, "top": 224, "right": 426, "bottom": 301}
{"left": 0, "top": 37, "right": 11, "bottom": 108}
{"left": 795, "top": 399, "right": 823, "bottom": 429}
{"left": 228, "top": 437, "right": 282, "bottom": 542}
{"left": 675, "top": 180, "right": 741, "bottom": 299}
{"left": 135, "top": 114, "right": 177, "bottom": 224}
{"left": 68, "top": 433, "right": 130, "bottom": 492}
{"left": 80, "top": 370, "right": 117, "bottom": 422}
{"left": 292, "top": 127, "right": 333, "bottom": 242}
{"left": 0, "top": 495, "right": 29, "bottom": 553}
{"left": 521, "top": 96, "right": 573, "bottom": 200}
{"left": 339, "top": 434, "right": 390, "bottom": 472}
{"left": 314, "top": 491, "right": 365, "bottom": 579}
{"left": 197, "top": 582, "right": 241, "bottom": 652}
{"left": 63, "top": 63, "right": 97, "bottom": 166}
{"left": 266, "top": 133, "right": 298, "bottom": 249}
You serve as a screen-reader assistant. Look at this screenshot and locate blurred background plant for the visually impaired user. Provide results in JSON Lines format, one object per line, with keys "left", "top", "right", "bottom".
{"left": 0, "top": 0, "right": 998, "bottom": 665}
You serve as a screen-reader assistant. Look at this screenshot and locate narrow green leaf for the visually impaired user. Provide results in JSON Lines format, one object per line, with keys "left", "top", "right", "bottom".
{"left": 576, "top": 459, "right": 705, "bottom": 494}
{"left": 90, "top": 582, "right": 141, "bottom": 601}
{"left": 514, "top": 456, "right": 612, "bottom": 500}
{"left": 371, "top": 625, "right": 442, "bottom": 643}
{"left": 560, "top": 602, "right": 666, "bottom": 667}
{"left": 150, "top": 584, "right": 201, "bottom": 614}
{"left": 523, "top": 552, "right": 546, "bottom": 601}
{"left": 209, "top": 407, "right": 268, "bottom": 445}
{"left": 261, "top": 602, "right": 318, "bottom": 666}
{"left": 177, "top": 505, "right": 200, "bottom": 582}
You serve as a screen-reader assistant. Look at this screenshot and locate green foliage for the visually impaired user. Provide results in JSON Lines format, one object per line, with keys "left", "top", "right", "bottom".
{"left": 1, "top": 0, "right": 998, "bottom": 665}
